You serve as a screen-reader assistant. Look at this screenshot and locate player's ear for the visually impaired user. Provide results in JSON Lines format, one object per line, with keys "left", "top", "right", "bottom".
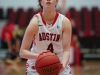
{"left": 57, "top": 0, "right": 58, "bottom": 3}
{"left": 40, "top": 0, "right": 42, "bottom": 5}
{"left": 56, "top": 0, "right": 58, "bottom": 7}
{"left": 39, "top": 0, "right": 43, "bottom": 9}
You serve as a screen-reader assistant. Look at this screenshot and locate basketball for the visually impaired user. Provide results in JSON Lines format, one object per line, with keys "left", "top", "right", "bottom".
{"left": 35, "top": 51, "right": 62, "bottom": 75}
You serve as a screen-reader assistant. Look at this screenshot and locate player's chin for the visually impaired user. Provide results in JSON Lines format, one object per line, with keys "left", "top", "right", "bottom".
{"left": 45, "top": 7, "right": 54, "bottom": 11}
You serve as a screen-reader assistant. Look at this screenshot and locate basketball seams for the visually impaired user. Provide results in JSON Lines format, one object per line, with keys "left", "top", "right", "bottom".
{"left": 35, "top": 55, "right": 60, "bottom": 67}
{"left": 36, "top": 61, "right": 60, "bottom": 68}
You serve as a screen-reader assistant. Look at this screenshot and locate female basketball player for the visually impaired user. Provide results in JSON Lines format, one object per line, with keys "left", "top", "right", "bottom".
{"left": 20, "top": 0, "right": 72, "bottom": 75}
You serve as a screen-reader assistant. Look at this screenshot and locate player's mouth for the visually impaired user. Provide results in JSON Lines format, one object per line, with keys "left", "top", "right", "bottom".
{"left": 46, "top": 2, "right": 51, "bottom": 4}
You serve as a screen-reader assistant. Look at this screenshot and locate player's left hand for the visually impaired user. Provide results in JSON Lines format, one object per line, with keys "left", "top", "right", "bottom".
{"left": 59, "top": 64, "right": 65, "bottom": 74}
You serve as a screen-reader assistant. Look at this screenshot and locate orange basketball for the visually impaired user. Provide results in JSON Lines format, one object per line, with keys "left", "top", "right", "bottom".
{"left": 35, "top": 51, "right": 62, "bottom": 75}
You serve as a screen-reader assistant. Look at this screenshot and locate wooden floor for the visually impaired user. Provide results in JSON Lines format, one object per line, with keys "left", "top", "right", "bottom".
{"left": 71, "top": 60, "right": 100, "bottom": 75}
{"left": 1, "top": 60, "right": 100, "bottom": 75}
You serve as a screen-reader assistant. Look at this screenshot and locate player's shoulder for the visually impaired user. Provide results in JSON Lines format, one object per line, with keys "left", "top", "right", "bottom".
{"left": 61, "top": 15, "right": 70, "bottom": 25}
{"left": 58, "top": 12, "right": 70, "bottom": 23}
{"left": 27, "top": 13, "right": 39, "bottom": 29}
{"left": 31, "top": 14, "right": 39, "bottom": 22}
{"left": 26, "top": 14, "right": 39, "bottom": 35}
{"left": 61, "top": 14, "right": 71, "bottom": 30}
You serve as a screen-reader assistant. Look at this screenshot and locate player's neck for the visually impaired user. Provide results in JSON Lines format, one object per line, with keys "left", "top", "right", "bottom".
{"left": 42, "top": 10, "right": 56, "bottom": 23}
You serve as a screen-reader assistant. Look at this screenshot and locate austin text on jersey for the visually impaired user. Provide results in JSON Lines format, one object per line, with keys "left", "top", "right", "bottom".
{"left": 39, "top": 32, "right": 60, "bottom": 42}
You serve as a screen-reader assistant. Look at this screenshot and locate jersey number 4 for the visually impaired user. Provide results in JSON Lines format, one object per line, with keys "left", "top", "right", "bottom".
{"left": 47, "top": 43, "right": 54, "bottom": 53}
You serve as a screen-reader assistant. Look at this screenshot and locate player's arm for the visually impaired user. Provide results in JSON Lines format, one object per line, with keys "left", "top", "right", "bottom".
{"left": 19, "top": 16, "right": 39, "bottom": 59}
{"left": 61, "top": 17, "right": 72, "bottom": 68}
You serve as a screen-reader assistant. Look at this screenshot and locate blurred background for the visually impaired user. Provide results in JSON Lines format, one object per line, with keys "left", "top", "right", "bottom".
{"left": 0, "top": 0, "right": 100, "bottom": 75}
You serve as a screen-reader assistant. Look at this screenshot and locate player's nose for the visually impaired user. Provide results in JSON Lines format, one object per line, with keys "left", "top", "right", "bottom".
{"left": 47, "top": 0, "right": 51, "bottom": 1}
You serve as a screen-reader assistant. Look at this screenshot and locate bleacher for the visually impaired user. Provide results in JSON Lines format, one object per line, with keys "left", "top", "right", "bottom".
{"left": 0, "top": 49, "right": 8, "bottom": 60}
{"left": 0, "top": 7, "right": 100, "bottom": 60}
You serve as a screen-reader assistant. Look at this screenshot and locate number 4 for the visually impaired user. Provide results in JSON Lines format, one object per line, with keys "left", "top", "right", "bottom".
{"left": 47, "top": 43, "right": 54, "bottom": 53}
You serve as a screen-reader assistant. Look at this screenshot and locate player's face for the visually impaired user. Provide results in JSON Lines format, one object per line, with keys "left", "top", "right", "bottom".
{"left": 41, "top": 0, "right": 58, "bottom": 10}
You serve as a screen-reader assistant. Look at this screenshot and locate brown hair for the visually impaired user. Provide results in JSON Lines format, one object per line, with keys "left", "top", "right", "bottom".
{"left": 38, "top": 0, "right": 43, "bottom": 9}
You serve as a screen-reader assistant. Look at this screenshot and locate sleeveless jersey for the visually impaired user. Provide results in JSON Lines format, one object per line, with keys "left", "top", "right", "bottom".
{"left": 31, "top": 12, "right": 65, "bottom": 60}
{"left": 26, "top": 12, "right": 71, "bottom": 75}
